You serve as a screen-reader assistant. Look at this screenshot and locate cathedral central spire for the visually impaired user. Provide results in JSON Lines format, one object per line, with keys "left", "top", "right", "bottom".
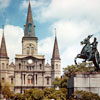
{"left": 24, "top": 0, "right": 35, "bottom": 37}
{"left": 22, "top": 0, "right": 38, "bottom": 55}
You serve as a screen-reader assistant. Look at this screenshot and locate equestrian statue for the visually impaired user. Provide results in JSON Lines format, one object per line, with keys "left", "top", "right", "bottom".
{"left": 74, "top": 34, "right": 100, "bottom": 71}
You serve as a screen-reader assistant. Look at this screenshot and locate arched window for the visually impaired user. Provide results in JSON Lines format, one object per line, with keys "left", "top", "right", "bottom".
{"left": 32, "top": 66, "right": 34, "bottom": 70}
{"left": 19, "top": 63, "right": 21, "bottom": 70}
{"left": 24, "top": 74, "right": 25, "bottom": 84}
{"left": 56, "top": 64, "right": 58, "bottom": 69}
{"left": 11, "top": 78, "right": 13, "bottom": 84}
{"left": 6, "top": 64, "right": 8, "bottom": 69}
{"left": 31, "top": 78, "right": 33, "bottom": 84}
{"left": 27, "top": 66, "right": 29, "bottom": 70}
{"left": 2, "top": 63, "right": 4, "bottom": 69}
{"left": 47, "top": 78, "right": 49, "bottom": 85}
{"left": 30, "top": 66, "right": 31, "bottom": 70}
{"left": 2, "top": 77, "right": 5, "bottom": 83}
{"left": 28, "top": 23, "right": 32, "bottom": 32}
{"left": 40, "top": 64, "right": 42, "bottom": 70}
{"left": 28, "top": 79, "right": 30, "bottom": 84}
{"left": 36, "top": 74, "right": 37, "bottom": 85}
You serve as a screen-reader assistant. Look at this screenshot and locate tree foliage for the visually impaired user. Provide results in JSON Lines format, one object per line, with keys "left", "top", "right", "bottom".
{"left": 1, "top": 82, "right": 14, "bottom": 99}
{"left": 13, "top": 88, "right": 68, "bottom": 100}
{"left": 24, "top": 89, "right": 44, "bottom": 100}
{"left": 43, "top": 88, "right": 68, "bottom": 100}
{"left": 70, "top": 90, "right": 100, "bottom": 100}
{"left": 52, "top": 77, "right": 61, "bottom": 88}
{"left": 14, "top": 93, "right": 26, "bottom": 100}
{"left": 64, "top": 62, "right": 95, "bottom": 77}
{"left": 52, "top": 76, "right": 68, "bottom": 88}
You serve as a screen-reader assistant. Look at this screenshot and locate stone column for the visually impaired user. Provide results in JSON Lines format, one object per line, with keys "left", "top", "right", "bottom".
{"left": 42, "top": 73, "right": 44, "bottom": 86}
{"left": 34, "top": 74, "right": 36, "bottom": 86}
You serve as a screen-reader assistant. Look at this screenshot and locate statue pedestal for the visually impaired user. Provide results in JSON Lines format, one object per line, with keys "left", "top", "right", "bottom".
{"left": 67, "top": 72, "right": 100, "bottom": 96}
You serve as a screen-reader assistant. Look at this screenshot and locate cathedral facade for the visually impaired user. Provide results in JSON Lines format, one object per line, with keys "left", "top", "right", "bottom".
{"left": 0, "top": 1, "right": 61, "bottom": 93}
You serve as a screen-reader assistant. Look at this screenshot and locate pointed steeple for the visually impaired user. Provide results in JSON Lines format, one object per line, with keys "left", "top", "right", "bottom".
{"left": 24, "top": 0, "right": 35, "bottom": 37}
{"left": 51, "top": 34, "right": 60, "bottom": 60}
{"left": 0, "top": 30, "right": 8, "bottom": 58}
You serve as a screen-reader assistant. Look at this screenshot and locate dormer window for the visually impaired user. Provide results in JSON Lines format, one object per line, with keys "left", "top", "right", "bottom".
{"left": 28, "top": 23, "right": 32, "bottom": 32}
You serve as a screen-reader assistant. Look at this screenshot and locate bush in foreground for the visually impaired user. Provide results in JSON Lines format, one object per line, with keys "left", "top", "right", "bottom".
{"left": 69, "top": 90, "right": 100, "bottom": 100}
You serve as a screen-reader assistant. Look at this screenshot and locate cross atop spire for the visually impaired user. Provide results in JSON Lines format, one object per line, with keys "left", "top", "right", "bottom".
{"left": 54, "top": 28, "right": 57, "bottom": 36}
{"left": 51, "top": 33, "right": 60, "bottom": 60}
{"left": 2, "top": 25, "right": 4, "bottom": 30}
{"left": 24, "top": 0, "right": 35, "bottom": 37}
{"left": 0, "top": 28, "right": 8, "bottom": 59}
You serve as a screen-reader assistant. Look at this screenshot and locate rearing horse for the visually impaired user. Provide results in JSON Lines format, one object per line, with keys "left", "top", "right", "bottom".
{"left": 74, "top": 35, "right": 100, "bottom": 71}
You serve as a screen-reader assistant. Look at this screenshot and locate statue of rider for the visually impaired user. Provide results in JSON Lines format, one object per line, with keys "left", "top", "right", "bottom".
{"left": 87, "top": 37, "right": 98, "bottom": 61}
{"left": 81, "top": 35, "right": 92, "bottom": 61}
{"left": 75, "top": 35, "right": 100, "bottom": 70}
{"left": 91, "top": 37, "right": 99, "bottom": 57}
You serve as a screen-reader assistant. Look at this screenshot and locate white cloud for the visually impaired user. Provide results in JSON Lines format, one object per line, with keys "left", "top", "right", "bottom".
{"left": 1, "top": 0, "right": 100, "bottom": 73}
{"left": 0, "top": 21, "right": 100, "bottom": 73}
{"left": 52, "top": 20, "right": 100, "bottom": 49}
{"left": 0, "top": 0, "right": 11, "bottom": 10}
{"left": 38, "top": 19, "right": 100, "bottom": 71}
{"left": 37, "top": 0, "right": 100, "bottom": 23}
{"left": 0, "top": 25, "right": 24, "bottom": 63}
{"left": 39, "top": 37, "right": 53, "bottom": 55}
{"left": 35, "top": 0, "right": 100, "bottom": 70}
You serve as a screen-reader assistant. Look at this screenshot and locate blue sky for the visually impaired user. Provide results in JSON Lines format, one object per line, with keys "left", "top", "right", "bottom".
{"left": 0, "top": 0, "right": 51, "bottom": 39}
{"left": 0, "top": 0, "right": 100, "bottom": 73}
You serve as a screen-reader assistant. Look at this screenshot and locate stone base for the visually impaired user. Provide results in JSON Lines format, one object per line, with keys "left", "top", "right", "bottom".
{"left": 67, "top": 72, "right": 100, "bottom": 96}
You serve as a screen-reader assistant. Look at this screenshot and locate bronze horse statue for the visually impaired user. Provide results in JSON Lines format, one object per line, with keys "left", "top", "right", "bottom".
{"left": 74, "top": 35, "right": 100, "bottom": 71}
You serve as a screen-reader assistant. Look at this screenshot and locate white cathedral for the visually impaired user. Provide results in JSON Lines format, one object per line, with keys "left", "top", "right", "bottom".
{"left": 0, "top": 1, "right": 61, "bottom": 93}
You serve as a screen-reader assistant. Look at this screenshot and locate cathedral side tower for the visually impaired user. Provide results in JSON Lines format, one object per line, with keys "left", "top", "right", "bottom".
{"left": 51, "top": 35, "right": 61, "bottom": 83}
{"left": 0, "top": 30, "right": 9, "bottom": 83}
{"left": 22, "top": 1, "right": 38, "bottom": 56}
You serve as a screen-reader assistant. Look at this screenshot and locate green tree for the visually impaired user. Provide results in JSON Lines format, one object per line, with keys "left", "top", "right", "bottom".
{"left": 60, "top": 76, "right": 68, "bottom": 88}
{"left": 52, "top": 76, "right": 68, "bottom": 88}
{"left": 52, "top": 77, "right": 61, "bottom": 88}
{"left": 43, "top": 88, "right": 68, "bottom": 100}
{"left": 43, "top": 88, "right": 55, "bottom": 97}
{"left": 14, "top": 93, "right": 26, "bottom": 100}
{"left": 64, "top": 62, "right": 95, "bottom": 77}
{"left": 71, "top": 90, "right": 100, "bottom": 100}
{"left": 24, "top": 89, "right": 44, "bottom": 100}
{"left": 11, "top": 88, "right": 68, "bottom": 100}
{"left": 1, "top": 82, "right": 14, "bottom": 99}
{"left": 24, "top": 89, "right": 33, "bottom": 100}
{"left": 31, "top": 89, "right": 44, "bottom": 100}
